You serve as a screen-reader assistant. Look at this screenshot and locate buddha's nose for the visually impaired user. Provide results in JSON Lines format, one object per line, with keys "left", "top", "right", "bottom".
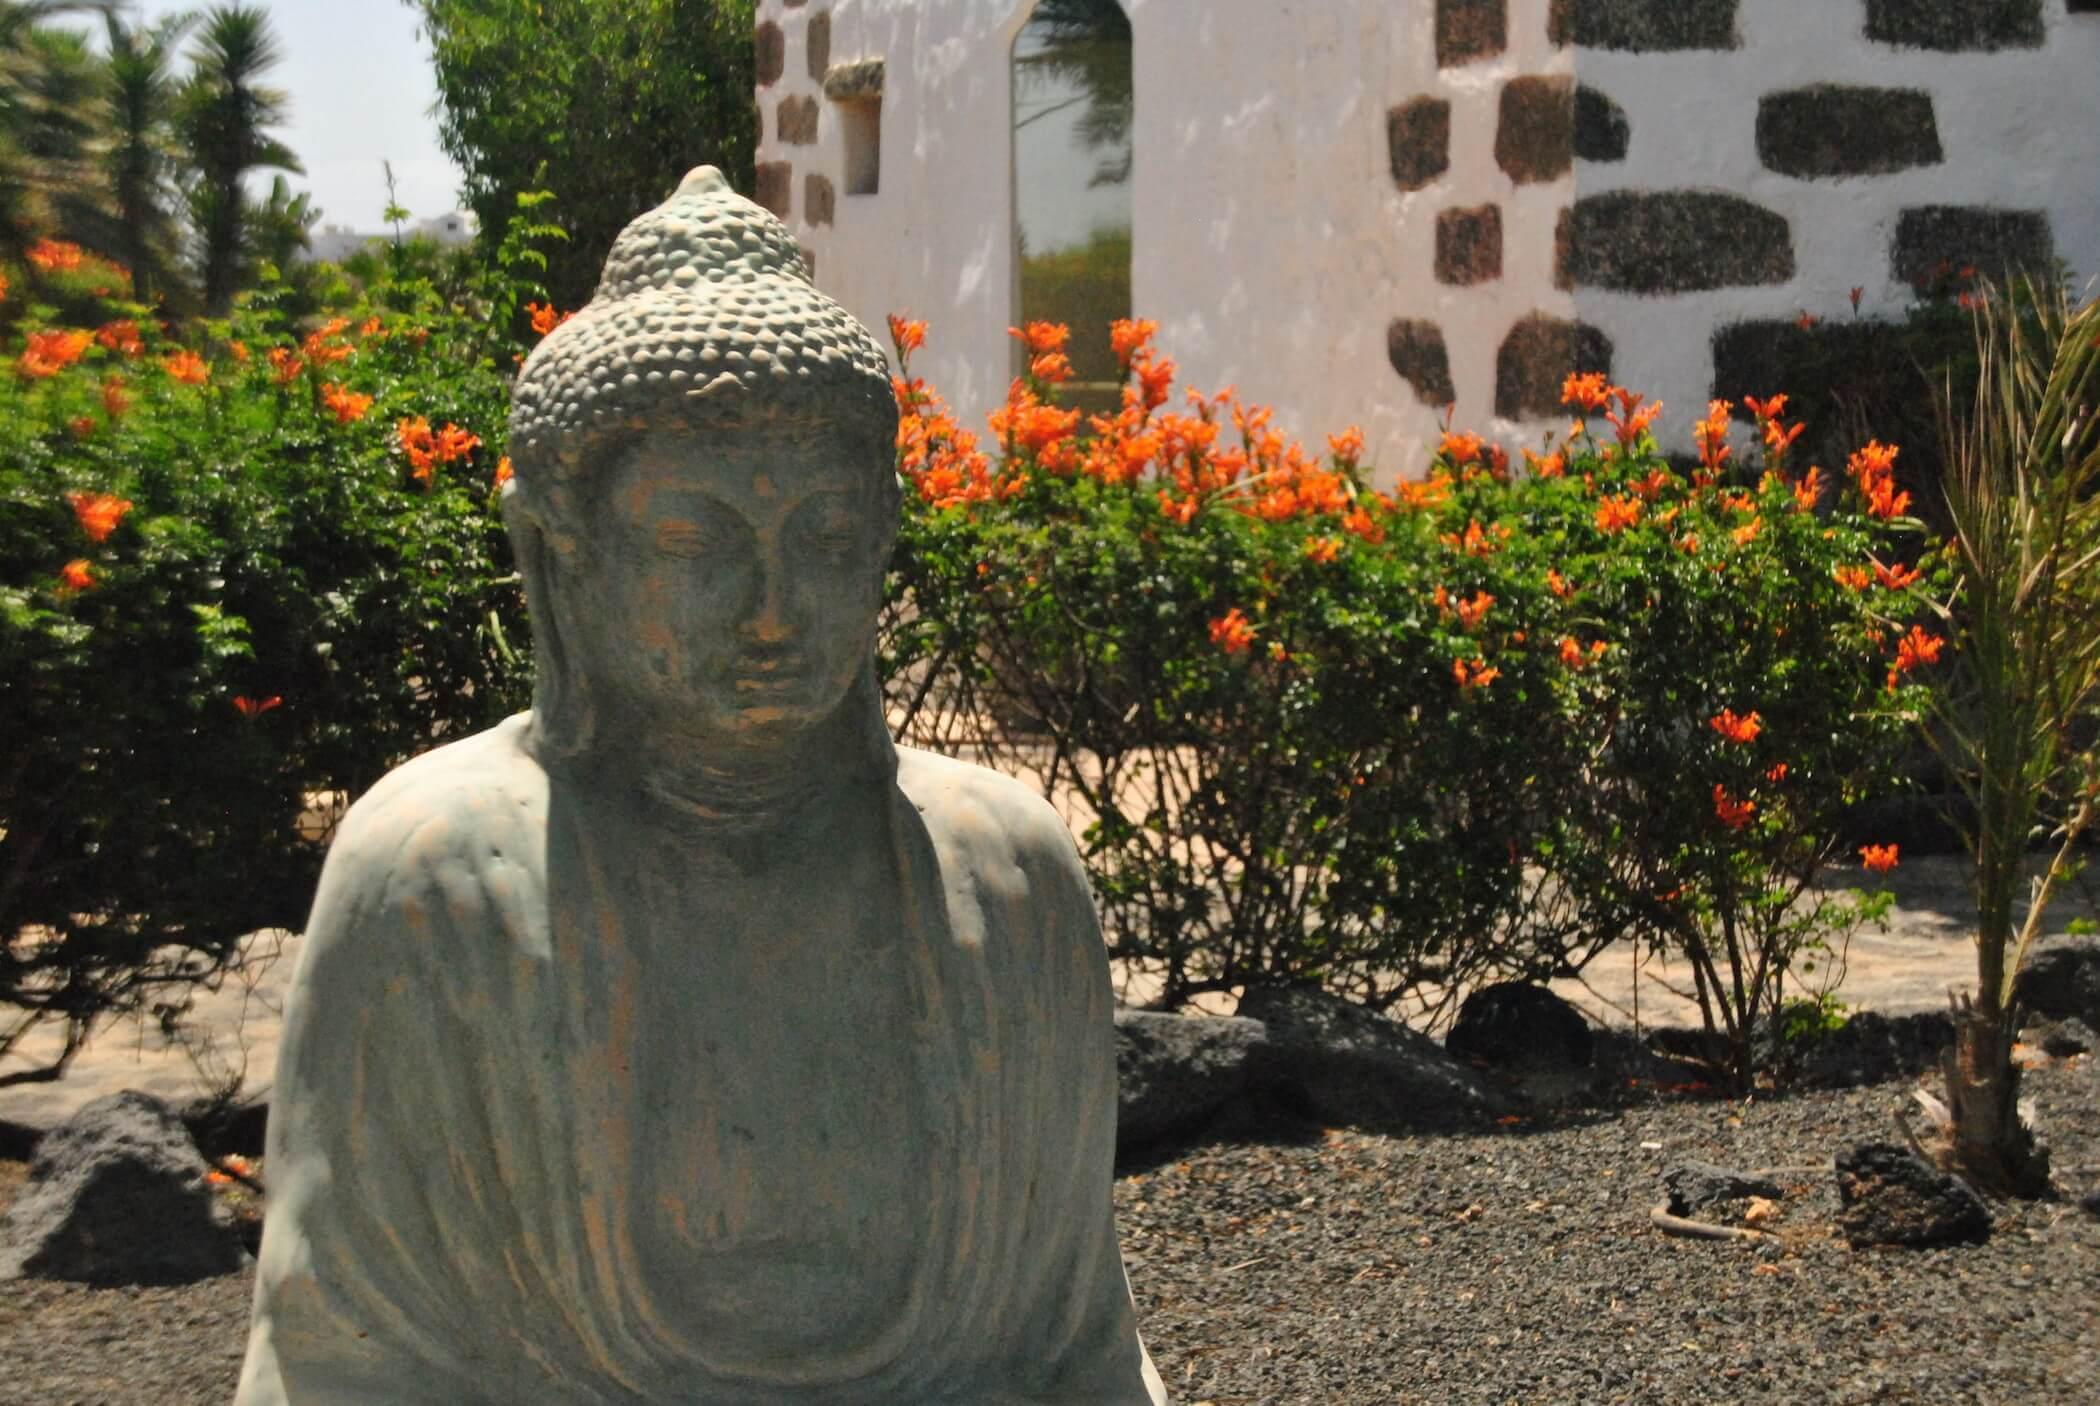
{"left": 739, "top": 559, "right": 797, "bottom": 645}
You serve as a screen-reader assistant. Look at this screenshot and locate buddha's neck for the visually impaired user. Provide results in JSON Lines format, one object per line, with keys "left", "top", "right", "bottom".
{"left": 564, "top": 689, "right": 894, "bottom": 834}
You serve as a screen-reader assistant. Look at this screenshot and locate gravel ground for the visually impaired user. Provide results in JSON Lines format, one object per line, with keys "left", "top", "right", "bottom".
{"left": 2, "top": 1059, "right": 2095, "bottom": 1405}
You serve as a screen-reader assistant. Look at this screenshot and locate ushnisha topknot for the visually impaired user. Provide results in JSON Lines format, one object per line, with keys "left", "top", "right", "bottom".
{"left": 505, "top": 166, "right": 897, "bottom": 488}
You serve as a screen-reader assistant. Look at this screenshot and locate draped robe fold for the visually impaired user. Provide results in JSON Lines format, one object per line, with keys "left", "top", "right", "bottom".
{"left": 236, "top": 715, "right": 1165, "bottom": 1405}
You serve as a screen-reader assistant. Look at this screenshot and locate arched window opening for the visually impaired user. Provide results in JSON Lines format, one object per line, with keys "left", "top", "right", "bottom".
{"left": 1012, "top": 0, "right": 1132, "bottom": 410}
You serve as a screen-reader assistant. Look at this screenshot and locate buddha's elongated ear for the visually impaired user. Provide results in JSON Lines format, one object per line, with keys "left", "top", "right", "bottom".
{"left": 505, "top": 492, "right": 595, "bottom": 761}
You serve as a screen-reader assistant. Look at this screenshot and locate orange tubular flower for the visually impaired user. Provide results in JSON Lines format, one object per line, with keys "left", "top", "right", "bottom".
{"left": 1452, "top": 657, "right": 1501, "bottom": 691}
{"left": 1833, "top": 564, "right": 1872, "bottom": 592}
{"left": 1399, "top": 471, "right": 1452, "bottom": 510}
{"left": 397, "top": 415, "right": 438, "bottom": 482}
{"left": 359, "top": 316, "right": 383, "bottom": 338}
{"left": 1010, "top": 321, "right": 1070, "bottom": 357}
{"left": 1872, "top": 558, "right": 1921, "bottom": 591}
{"left": 1765, "top": 762, "right": 1790, "bottom": 784}
{"left": 1439, "top": 431, "right": 1483, "bottom": 466}
{"left": 526, "top": 302, "right": 573, "bottom": 338}
{"left": 1546, "top": 569, "right": 1574, "bottom": 599}
{"left": 1695, "top": 399, "right": 1733, "bottom": 473}
{"left": 1327, "top": 426, "right": 1365, "bottom": 466}
{"left": 320, "top": 383, "right": 374, "bottom": 424}
{"left": 1209, "top": 608, "right": 1257, "bottom": 655}
{"left": 434, "top": 423, "right": 482, "bottom": 464}
{"left": 1742, "top": 394, "right": 1789, "bottom": 423}
{"left": 1792, "top": 466, "right": 1826, "bottom": 512}
{"left": 67, "top": 491, "right": 133, "bottom": 543}
{"left": 1860, "top": 843, "right": 1900, "bottom": 874}
{"left": 1342, "top": 505, "right": 1385, "bottom": 545}
{"left": 1136, "top": 357, "right": 1175, "bottom": 411}
{"left": 1525, "top": 448, "right": 1566, "bottom": 480}
{"left": 1712, "top": 784, "right": 1756, "bottom": 830}
{"left": 1894, "top": 624, "right": 1945, "bottom": 673}
{"left": 58, "top": 558, "right": 96, "bottom": 593}
{"left": 1605, "top": 388, "right": 1663, "bottom": 449}
{"left": 267, "top": 347, "right": 304, "bottom": 385}
{"left": 1561, "top": 371, "right": 1611, "bottom": 414}
{"left": 1732, "top": 515, "right": 1762, "bottom": 547}
{"left": 886, "top": 314, "right": 928, "bottom": 356}
{"left": 1595, "top": 495, "right": 1642, "bottom": 534}
{"left": 27, "top": 237, "right": 84, "bottom": 273}
{"left": 1109, "top": 318, "right": 1158, "bottom": 369}
{"left": 302, "top": 319, "right": 353, "bottom": 365}
{"left": 494, "top": 456, "right": 514, "bottom": 488}
{"left": 162, "top": 348, "right": 208, "bottom": 385}
{"left": 1763, "top": 417, "right": 1806, "bottom": 460}
{"left": 1029, "top": 351, "right": 1073, "bottom": 384}
{"left": 95, "top": 320, "right": 144, "bottom": 356}
{"left": 20, "top": 328, "right": 92, "bottom": 378}
{"left": 1557, "top": 636, "right": 1594, "bottom": 669}
{"left": 232, "top": 694, "right": 284, "bottom": 719}
{"left": 1303, "top": 536, "right": 1341, "bottom": 564}
{"left": 1455, "top": 591, "right": 1495, "bottom": 631}
{"left": 1849, "top": 440, "right": 1911, "bottom": 519}
{"left": 1709, "top": 708, "right": 1763, "bottom": 745}
{"left": 101, "top": 376, "right": 129, "bottom": 419}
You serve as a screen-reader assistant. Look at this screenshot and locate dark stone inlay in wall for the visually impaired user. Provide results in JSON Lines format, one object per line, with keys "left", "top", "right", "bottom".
{"left": 824, "top": 58, "right": 885, "bottom": 101}
{"left": 2071, "top": 0, "right": 2100, "bottom": 13}
{"left": 1496, "top": 75, "right": 1574, "bottom": 185}
{"left": 754, "top": 161, "right": 792, "bottom": 218}
{"left": 1557, "top": 190, "right": 1793, "bottom": 294}
{"left": 1574, "top": 86, "right": 1629, "bottom": 163}
{"left": 777, "top": 94, "right": 819, "bottom": 145}
{"left": 1496, "top": 315, "right": 1613, "bottom": 420}
{"left": 1388, "top": 97, "right": 1452, "bottom": 193}
{"left": 805, "top": 173, "right": 836, "bottom": 227}
{"left": 1865, "top": 0, "right": 2044, "bottom": 51}
{"left": 1757, "top": 85, "right": 1942, "bottom": 179}
{"left": 756, "top": 21, "right": 785, "bottom": 86}
{"left": 1891, "top": 206, "right": 2055, "bottom": 290}
{"left": 1549, "top": 0, "right": 1739, "bottom": 51}
{"left": 807, "top": 10, "right": 832, "bottom": 80}
{"left": 1438, "top": 0, "right": 1506, "bottom": 67}
{"left": 1388, "top": 320, "right": 1457, "bottom": 407}
{"left": 1436, "top": 205, "right": 1504, "bottom": 286}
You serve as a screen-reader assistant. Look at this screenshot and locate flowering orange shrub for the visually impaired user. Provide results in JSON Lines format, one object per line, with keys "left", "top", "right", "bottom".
{"left": 0, "top": 243, "right": 532, "bottom": 1073}
{"left": 886, "top": 319, "right": 1929, "bottom": 1052}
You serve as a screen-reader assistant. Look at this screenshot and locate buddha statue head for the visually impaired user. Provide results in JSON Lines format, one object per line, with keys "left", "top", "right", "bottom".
{"left": 504, "top": 167, "right": 900, "bottom": 768}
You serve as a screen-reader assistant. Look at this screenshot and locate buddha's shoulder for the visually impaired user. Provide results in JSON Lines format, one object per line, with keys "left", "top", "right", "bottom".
{"left": 893, "top": 745, "right": 1078, "bottom": 869}
{"left": 324, "top": 714, "right": 548, "bottom": 887}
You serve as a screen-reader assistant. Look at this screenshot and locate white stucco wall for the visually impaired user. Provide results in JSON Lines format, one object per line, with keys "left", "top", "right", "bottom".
{"left": 758, "top": 0, "right": 2100, "bottom": 482}
{"left": 1573, "top": 2, "right": 2100, "bottom": 472}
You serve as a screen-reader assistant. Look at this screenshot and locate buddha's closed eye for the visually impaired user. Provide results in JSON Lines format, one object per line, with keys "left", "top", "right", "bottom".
{"left": 656, "top": 519, "right": 728, "bottom": 558}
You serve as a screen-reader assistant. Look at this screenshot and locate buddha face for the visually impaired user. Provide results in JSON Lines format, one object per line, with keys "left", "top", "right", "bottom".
{"left": 562, "top": 416, "right": 894, "bottom": 742}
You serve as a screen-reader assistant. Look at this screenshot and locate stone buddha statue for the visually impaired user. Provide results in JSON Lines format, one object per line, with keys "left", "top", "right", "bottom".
{"left": 237, "top": 168, "right": 1166, "bottom": 1406}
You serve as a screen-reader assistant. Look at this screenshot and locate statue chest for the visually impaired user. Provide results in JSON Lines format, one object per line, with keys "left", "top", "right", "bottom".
{"left": 525, "top": 815, "right": 973, "bottom": 1372}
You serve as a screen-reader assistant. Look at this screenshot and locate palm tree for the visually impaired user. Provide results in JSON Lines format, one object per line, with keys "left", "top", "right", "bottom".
{"left": 177, "top": 1, "right": 298, "bottom": 313}
{"left": 0, "top": 1, "right": 112, "bottom": 254}
{"left": 103, "top": 7, "right": 194, "bottom": 307}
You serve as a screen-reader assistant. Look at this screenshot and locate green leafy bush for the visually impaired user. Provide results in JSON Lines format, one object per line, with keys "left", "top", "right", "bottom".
{"left": 884, "top": 319, "right": 1932, "bottom": 1076}
{"left": 0, "top": 233, "right": 538, "bottom": 1079}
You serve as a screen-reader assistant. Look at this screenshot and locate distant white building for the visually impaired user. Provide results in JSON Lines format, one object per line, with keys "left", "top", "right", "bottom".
{"left": 754, "top": 0, "right": 2100, "bottom": 481}
{"left": 306, "top": 210, "right": 479, "bottom": 265}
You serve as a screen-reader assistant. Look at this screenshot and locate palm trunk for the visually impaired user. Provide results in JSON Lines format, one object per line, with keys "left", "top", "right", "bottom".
{"left": 1940, "top": 996, "right": 2050, "bottom": 1198}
